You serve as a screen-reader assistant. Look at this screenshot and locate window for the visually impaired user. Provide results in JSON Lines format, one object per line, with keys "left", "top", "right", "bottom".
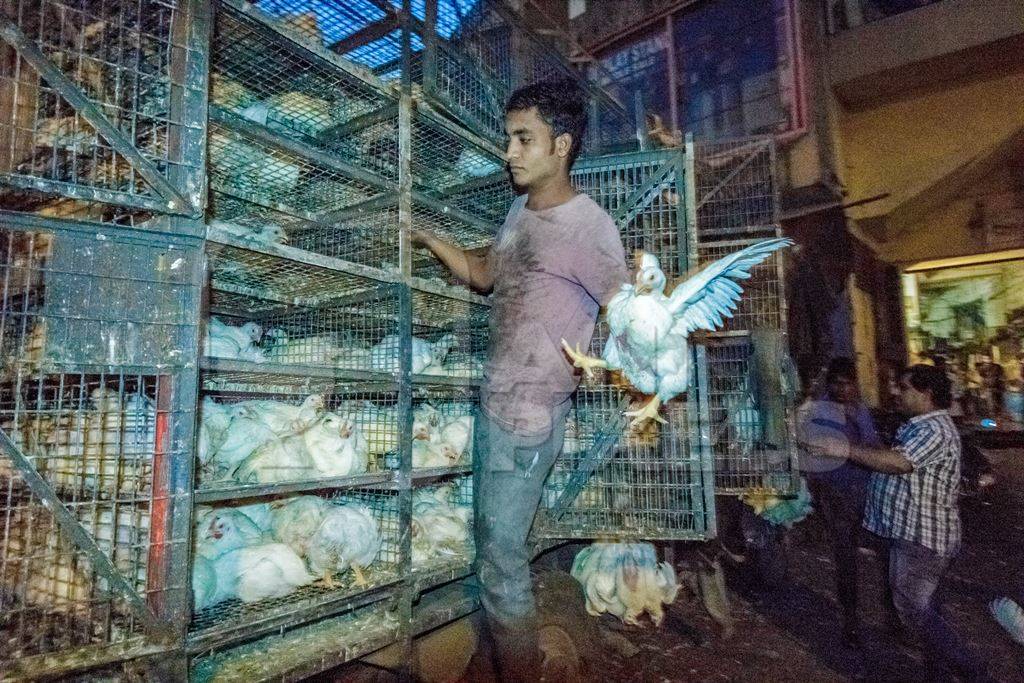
{"left": 590, "top": 0, "right": 803, "bottom": 142}
{"left": 593, "top": 28, "right": 671, "bottom": 132}
{"left": 674, "top": 0, "right": 795, "bottom": 139}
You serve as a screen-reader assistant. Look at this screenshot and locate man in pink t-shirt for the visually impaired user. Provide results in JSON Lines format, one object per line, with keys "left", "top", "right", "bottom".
{"left": 415, "top": 79, "right": 628, "bottom": 682}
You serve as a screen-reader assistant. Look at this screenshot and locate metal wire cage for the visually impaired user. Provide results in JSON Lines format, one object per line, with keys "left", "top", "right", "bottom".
{"left": 571, "top": 149, "right": 690, "bottom": 280}
{"left": 534, "top": 315, "right": 713, "bottom": 541}
{"left": 189, "top": 488, "right": 402, "bottom": 641}
{"left": 0, "top": 224, "right": 200, "bottom": 664}
{"left": 411, "top": 474, "right": 474, "bottom": 574}
{"left": 693, "top": 137, "right": 778, "bottom": 240}
{"left": 202, "top": 276, "right": 405, "bottom": 375}
{"left": 0, "top": 0, "right": 207, "bottom": 221}
{"left": 705, "top": 334, "right": 799, "bottom": 494}
{"left": 410, "top": 289, "right": 488, "bottom": 382}
{"left": 1, "top": 486, "right": 151, "bottom": 658}
{"left": 698, "top": 236, "right": 787, "bottom": 335}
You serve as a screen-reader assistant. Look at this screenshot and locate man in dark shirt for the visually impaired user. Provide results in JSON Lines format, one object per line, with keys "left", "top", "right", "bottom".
{"left": 414, "top": 80, "right": 628, "bottom": 682}
{"left": 797, "top": 357, "right": 879, "bottom": 648}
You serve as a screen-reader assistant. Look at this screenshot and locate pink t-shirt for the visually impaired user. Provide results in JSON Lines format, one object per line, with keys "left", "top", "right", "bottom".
{"left": 480, "top": 193, "right": 628, "bottom": 438}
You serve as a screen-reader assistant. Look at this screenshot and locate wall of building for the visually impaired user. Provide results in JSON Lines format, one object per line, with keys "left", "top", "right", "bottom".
{"left": 836, "top": 69, "right": 1024, "bottom": 222}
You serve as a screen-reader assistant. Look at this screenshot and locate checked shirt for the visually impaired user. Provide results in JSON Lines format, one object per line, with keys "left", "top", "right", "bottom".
{"left": 863, "top": 409, "right": 962, "bottom": 556}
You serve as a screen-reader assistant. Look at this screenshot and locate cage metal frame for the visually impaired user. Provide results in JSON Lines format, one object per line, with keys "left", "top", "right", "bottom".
{"left": 0, "top": 0, "right": 665, "bottom": 678}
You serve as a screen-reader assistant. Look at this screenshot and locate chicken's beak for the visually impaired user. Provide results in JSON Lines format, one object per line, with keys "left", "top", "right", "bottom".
{"left": 339, "top": 424, "right": 352, "bottom": 438}
{"left": 414, "top": 432, "right": 429, "bottom": 440}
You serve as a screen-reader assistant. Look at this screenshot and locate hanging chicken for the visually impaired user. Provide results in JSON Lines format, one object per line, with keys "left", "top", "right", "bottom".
{"left": 562, "top": 238, "right": 793, "bottom": 427}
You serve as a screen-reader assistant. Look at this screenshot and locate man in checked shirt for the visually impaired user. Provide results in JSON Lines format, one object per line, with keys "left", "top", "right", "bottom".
{"left": 807, "top": 364, "right": 993, "bottom": 682}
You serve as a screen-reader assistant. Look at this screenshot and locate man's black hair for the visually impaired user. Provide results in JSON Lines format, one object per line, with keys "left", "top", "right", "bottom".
{"left": 903, "top": 364, "right": 953, "bottom": 409}
{"left": 825, "top": 356, "right": 857, "bottom": 385}
{"left": 506, "top": 79, "right": 588, "bottom": 167}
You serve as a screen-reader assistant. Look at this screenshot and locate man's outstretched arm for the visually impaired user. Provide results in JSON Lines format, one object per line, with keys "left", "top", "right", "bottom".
{"left": 413, "top": 230, "right": 494, "bottom": 293}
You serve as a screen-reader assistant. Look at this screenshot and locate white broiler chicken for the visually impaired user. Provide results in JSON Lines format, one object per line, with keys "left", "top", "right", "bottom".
{"left": 207, "top": 413, "right": 279, "bottom": 479}
{"left": 197, "top": 396, "right": 232, "bottom": 468}
{"left": 413, "top": 403, "right": 441, "bottom": 442}
{"left": 438, "top": 414, "right": 474, "bottom": 461}
{"left": 305, "top": 503, "right": 382, "bottom": 588}
{"left": 571, "top": 542, "right": 679, "bottom": 627}
{"left": 370, "top": 333, "right": 457, "bottom": 375}
{"left": 203, "top": 317, "right": 267, "bottom": 362}
{"left": 209, "top": 219, "right": 288, "bottom": 246}
{"left": 194, "top": 507, "right": 265, "bottom": 560}
{"left": 212, "top": 542, "right": 314, "bottom": 603}
{"left": 192, "top": 554, "right": 219, "bottom": 611}
{"left": 411, "top": 494, "right": 472, "bottom": 566}
{"left": 242, "top": 91, "right": 334, "bottom": 138}
{"left": 270, "top": 495, "right": 329, "bottom": 558}
{"left": 412, "top": 439, "right": 461, "bottom": 469}
{"left": 340, "top": 401, "right": 398, "bottom": 457}
{"left": 232, "top": 394, "right": 324, "bottom": 435}
{"left": 232, "top": 412, "right": 368, "bottom": 483}
{"left": 563, "top": 239, "right": 793, "bottom": 427}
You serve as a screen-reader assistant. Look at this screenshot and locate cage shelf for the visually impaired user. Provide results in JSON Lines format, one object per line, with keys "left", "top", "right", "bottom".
{"left": 187, "top": 581, "right": 400, "bottom": 657}
{"left": 193, "top": 472, "right": 395, "bottom": 505}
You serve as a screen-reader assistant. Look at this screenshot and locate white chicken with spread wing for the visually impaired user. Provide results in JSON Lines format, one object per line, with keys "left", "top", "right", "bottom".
{"left": 306, "top": 503, "right": 382, "bottom": 588}
{"left": 563, "top": 239, "right": 793, "bottom": 427}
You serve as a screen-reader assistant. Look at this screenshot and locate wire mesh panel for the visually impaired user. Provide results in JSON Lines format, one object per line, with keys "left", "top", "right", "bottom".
{"left": 195, "top": 388, "right": 401, "bottom": 491}
{"left": 0, "top": 223, "right": 200, "bottom": 665}
{"left": 694, "top": 137, "right": 778, "bottom": 240}
{"left": 189, "top": 488, "right": 401, "bottom": 642}
{"left": 0, "top": 0, "right": 205, "bottom": 218}
{"left": 411, "top": 474, "right": 474, "bottom": 579}
{"left": 410, "top": 289, "right": 488, "bottom": 382}
{"left": 705, "top": 335, "right": 798, "bottom": 494}
{"left": 571, "top": 150, "right": 690, "bottom": 281}
{"left": 207, "top": 120, "right": 382, "bottom": 223}
{"left": 211, "top": 3, "right": 391, "bottom": 148}
{"left": 535, "top": 319, "right": 712, "bottom": 541}
{"left": 203, "top": 280, "right": 404, "bottom": 375}
{"left": 697, "top": 236, "right": 786, "bottom": 335}
{"left": 0, "top": 486, "right": 150, "bottom": 659}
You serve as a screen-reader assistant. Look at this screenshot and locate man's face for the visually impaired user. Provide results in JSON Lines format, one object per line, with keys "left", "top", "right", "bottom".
{"left": 827, "top": 376, "right": 859, "bottom": 405}
{"left": 899, "top": 375, "right": 930, "bottom": 415}
{"left": 504, "top": 107, "right": 568, "bottom": 192}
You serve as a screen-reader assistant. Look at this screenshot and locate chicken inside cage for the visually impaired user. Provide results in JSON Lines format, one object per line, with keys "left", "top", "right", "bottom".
{"left": 190, "top": 489, "right": 400, "bottom": 625}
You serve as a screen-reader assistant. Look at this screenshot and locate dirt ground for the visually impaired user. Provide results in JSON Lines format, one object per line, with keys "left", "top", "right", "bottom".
{"left": 336, "top": 448, "right": 1023, "bottom": 683}
{"left": 585, "top": 447, "right": 1024, "bottom": 683}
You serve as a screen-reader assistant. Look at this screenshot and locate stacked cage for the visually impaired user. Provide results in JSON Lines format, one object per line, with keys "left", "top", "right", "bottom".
{"left": 693, "top": 137, "right": 798, "bottom": 496}
{"left": 0, "top": 0, "right": 207, "bottom": 676}
{"left": 2, "top": 0, "right": 641, "bottom": 677}
{"left": 535, "top": 149, "right": 716, "bottom": 542}
{"left": 191, "top": 0, "right": 412, "bottom": 667}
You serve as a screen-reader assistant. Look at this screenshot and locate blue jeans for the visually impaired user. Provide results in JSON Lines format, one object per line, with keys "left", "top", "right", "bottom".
{"left": 473, "top": 406, "right": 567, "bottom": 626}
{"left": 888, "top": 539, "right": 987, "bottom": 680}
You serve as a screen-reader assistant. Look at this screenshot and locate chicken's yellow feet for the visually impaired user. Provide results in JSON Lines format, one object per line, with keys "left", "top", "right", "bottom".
{"left": 351, "top": 564, "right": 368, "bottom": 588}
{"left": 623, "top": 396, "right": 667, "bottom": 428}
{"left": 560, "top": 339, "right": 607, "bottom": 380}
{"left": 316, "top": 570, "right": 339, "bottom": 590}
